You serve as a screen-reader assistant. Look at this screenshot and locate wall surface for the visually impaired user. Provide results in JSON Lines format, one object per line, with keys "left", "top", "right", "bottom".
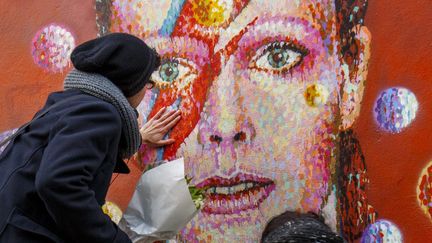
{"left": 356, "top": 1, "right": 432, "bottom": 242}
{"left": 0, "top": 0, "right": 97, "bottom": 131}
{"left": 0, "top": 0, "right": 431, "bottom": 242}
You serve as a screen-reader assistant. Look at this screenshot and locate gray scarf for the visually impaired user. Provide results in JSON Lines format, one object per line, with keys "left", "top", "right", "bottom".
{"left": 63, "top": 69, "right": 141, "bottom": 159}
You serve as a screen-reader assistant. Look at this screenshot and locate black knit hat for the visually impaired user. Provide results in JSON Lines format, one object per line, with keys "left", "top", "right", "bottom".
{"left": 70, "top": 33, "right": 159, "bottom": 97}
{"left": 261, "top": 211, "right": 345, "bottom": 243}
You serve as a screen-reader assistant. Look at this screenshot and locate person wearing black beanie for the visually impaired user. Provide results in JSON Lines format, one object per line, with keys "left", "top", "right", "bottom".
{"left": 70, "top": 33, "right": 160, "bottom": 98}
{"left": 0, "top": 33, "right": 181, "bottom": 243}
{"left": 261, "top": 211, "right": 346, "bottom": 243}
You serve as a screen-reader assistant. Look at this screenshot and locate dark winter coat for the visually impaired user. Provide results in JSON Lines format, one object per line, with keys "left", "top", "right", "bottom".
{"left": 0, "top": 89, "right": 132, "bottom": 243}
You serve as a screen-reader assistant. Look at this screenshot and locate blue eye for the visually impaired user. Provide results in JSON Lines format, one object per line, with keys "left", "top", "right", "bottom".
{"left": 267, "top": 47, "right": 290, "bottom": 68}
{"left": 249, "top": 41, "right": 309, "bottom": 75}
{"left": 152, "top": 57, "right": 199, "bottom": 90}
{"left": 159, "top": 60, "right": 179, "bottom": 82}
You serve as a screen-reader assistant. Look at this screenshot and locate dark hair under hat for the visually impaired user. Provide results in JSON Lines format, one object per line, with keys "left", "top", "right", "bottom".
{"left": 70, "top": 33, "right": 160, "bottom": 97}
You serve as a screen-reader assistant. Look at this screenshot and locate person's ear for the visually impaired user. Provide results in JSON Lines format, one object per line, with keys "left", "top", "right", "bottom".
{"left": 340, "top": 25, "right": 371, "bottom": 130}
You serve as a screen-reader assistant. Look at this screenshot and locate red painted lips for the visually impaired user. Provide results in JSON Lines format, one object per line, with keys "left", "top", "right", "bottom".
{"left": 196, "top": 173, "right": 275, "bottom": 215}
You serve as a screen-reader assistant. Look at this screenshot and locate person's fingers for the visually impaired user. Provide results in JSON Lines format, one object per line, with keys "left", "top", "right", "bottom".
{"left": 139, "top": 121, "right": 151, "bottom": 132}
{"left": 162, "top": 116, "right": 181, "bottom": 132}
{"left": 155, "top": 138, "right": 175, "bottom": 146}
{"left": 150, "top": 107, "right": 167, "bottom": 121}
{"left": 158, "top": 109, "right": 178, "bottom": 122}
{"left": 157, "top": 110, "right": 181, "bottom": 127}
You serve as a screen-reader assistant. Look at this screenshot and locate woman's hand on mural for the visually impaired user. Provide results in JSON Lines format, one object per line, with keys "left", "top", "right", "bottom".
{"left": 140, "top": 107, "right": 181, "bottom": 148}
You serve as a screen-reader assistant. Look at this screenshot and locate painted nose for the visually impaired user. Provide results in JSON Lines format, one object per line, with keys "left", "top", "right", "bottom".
{"left": 197, "top": 58, "right": 256, "bottom": 175}
{"left": 197, "top": 58, "right": 255, "bottom": 147}
{"left": 199, "top": 118, "right": 255, "bottom": 175}
{"left": 208, "top": 131, "right": 248, "bottom": 145}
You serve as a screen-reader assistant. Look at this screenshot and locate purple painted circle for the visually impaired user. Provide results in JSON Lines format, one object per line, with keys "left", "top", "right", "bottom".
{"left": 31, "top": 24, "right": 75, "bottom": 73}
{"left": 361, "top": 219, "right": 402, "bottom": 243}
{"left": 374, "top": 87, "right": 418, "bottom": 133}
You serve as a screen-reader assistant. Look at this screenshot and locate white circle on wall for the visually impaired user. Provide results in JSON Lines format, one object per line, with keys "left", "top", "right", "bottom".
{"left": 31, "top": 24, "right": 75, "bottom": 73}
{"left": 361, "top": 219, "right": 403, "bottom": 243}
{"left": 374, "top": 87, "right": 418, "bottom": 133}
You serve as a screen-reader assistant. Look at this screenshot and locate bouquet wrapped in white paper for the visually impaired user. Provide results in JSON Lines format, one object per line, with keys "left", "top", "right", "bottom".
{"left": 118, "top": 158, "right": 202, "bottom": 243}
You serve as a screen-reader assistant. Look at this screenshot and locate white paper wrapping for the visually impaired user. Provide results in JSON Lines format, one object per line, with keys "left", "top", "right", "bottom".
{"left": 119, "top": 158, "right": 198, "bottom": 243}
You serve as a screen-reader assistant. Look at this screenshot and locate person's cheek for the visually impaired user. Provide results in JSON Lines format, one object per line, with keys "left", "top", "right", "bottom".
{"left": 181, "top": 126, "right": 218, "bottom": 180}
{"left": 239, "top": 74, "right": 301, "bottom": 206}
{"left": 244, "top": 66, "right": 336, "bottom": 210}
{"left": 298, "top": 68, "right": 341, "bottom": 211}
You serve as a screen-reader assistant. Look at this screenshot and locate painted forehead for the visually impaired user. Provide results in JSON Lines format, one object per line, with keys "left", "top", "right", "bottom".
{"left": 147, "top": 36, "right": 210, "bottom": 66}
{"left": 110, "top": 0, "right": 336, "bottom": 39}
{"left": 186, "top": 0, "right": 336, "bottom": 43}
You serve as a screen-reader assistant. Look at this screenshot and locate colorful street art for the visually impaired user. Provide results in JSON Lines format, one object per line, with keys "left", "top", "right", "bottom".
{"left": 1, "top": 0, "right": 431, "bottom": 242}
{"left": 97, "top": 0, "right": 375, "bottom": 241}
{"left": 418, "top": 161, "right": 432, "bottom": 221}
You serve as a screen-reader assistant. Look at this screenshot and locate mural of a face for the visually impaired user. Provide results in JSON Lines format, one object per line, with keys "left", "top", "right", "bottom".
{"left": 98, "top": 0, "right": 371, "bottom": 241}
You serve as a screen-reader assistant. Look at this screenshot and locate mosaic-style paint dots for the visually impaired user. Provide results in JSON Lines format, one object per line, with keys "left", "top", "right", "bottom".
{"left": 305, "top": 84, "right": 329, "bottom": 107}
{"left": 374, "top": 87, "right": 418, "bottom": 133}
{"left": 190, "top": 0, "right": 233, "bottom": 27}
{"left": 417, "top": 161, "right": 432, "bottom": 221}
{"left": 96, "top": 0, "right": 374, "bottom": 241}
{"left": 31, "top": 24, "right": 75, "bottom": 73}
{"left": 361, "top": 219, "right": 403, "bottom": 243}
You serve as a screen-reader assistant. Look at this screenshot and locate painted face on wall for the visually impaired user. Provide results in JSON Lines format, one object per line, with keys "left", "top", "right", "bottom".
{"left": 104, "top": 0, "right": 370, "bottom": 241}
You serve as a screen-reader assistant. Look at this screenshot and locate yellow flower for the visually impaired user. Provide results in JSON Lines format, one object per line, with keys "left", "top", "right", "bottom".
{"left": 102, "top": 201, "right": 123, "bottom": 224}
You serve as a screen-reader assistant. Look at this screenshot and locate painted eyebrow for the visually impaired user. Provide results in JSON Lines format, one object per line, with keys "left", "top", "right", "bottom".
{"left": 151, "top": 37, "right": 210, "bottom": 66}
{"left": 239, "top": 17, "right": 322, "bottom": 46}
{"left": 215, "top": 16, "right": 259, "bottom": 58}
{"left": 215, "top": 16, "right": 320, "bottom": 59}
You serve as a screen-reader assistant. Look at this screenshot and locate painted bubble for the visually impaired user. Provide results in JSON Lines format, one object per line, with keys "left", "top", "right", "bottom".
{"left": 374, "top": 87, "right": 418, "bottom": 133}
{"left": 361, "top": 219, "right": 403, "bottom": 243}
{"left": 31, "top": 24, "right": 75, "bottom": 73}
{"left": 417, "top": 161, "right": 432, "bottom": 220}
{"left": 102, "top": 201, "right": 122, "bottom": 224}
{"left": 304, "top": 84, "right": 329, "bottom": 107}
